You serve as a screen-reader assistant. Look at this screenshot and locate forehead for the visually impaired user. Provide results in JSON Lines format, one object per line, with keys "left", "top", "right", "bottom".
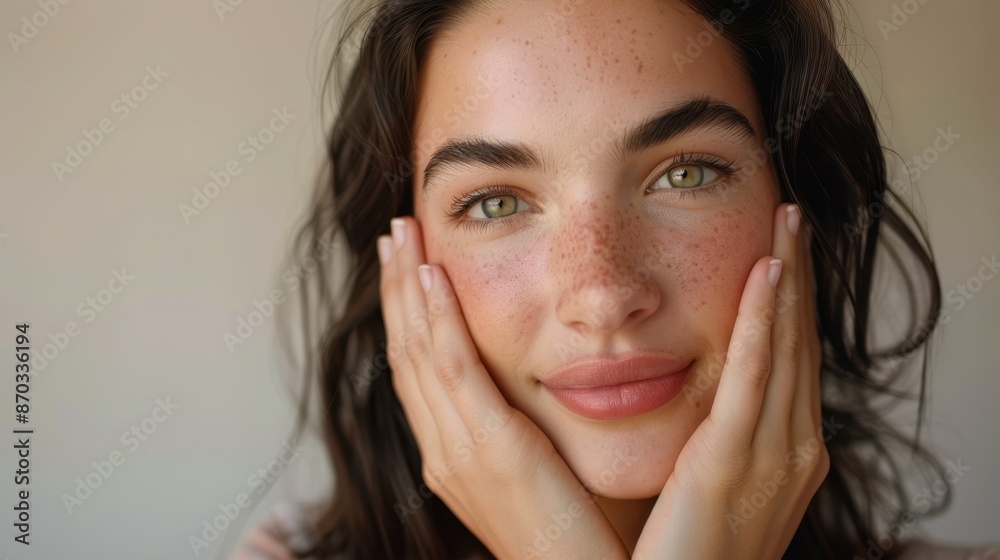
{"left": 412, "top": 0, "right": 758, "bottom": 186}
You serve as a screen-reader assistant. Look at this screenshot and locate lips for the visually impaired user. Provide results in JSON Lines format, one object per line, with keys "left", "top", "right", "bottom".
{"left": 540, "top": 353, "right": 692, "bottom": 420}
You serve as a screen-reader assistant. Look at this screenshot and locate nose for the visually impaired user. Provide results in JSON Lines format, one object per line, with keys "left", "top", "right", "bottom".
{"left": 552, "top": 200, "right": 661, "bottom": 335}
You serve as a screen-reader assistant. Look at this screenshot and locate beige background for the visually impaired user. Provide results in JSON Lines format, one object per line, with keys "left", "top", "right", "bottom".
{"left": 0, "top": 0, "right": 996, "bottom": 557}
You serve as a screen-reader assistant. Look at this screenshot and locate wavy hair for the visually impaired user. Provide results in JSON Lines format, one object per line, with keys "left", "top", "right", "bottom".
{"left": 267, "top": 0, "right": 953, "bottom": 557}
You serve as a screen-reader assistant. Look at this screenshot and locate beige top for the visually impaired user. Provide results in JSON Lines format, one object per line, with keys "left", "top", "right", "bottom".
{"left": 229, "top": 505, "right": 999, "bottom": 560}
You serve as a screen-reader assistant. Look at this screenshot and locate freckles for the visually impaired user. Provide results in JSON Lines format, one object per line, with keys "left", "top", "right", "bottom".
{"left": 550, "top": 199, "right": 647, "bottom": 300}
{"left": 446, "top": 241, "right": 541, "bottom": 348}
{"left": 658, "top": 208, "right": 763, "bottom": 314}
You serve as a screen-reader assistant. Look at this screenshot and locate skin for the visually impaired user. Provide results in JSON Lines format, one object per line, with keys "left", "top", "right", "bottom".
{"left": 228, "top": 0, "right": 994, "bottom": 555}
{"left": 384, "top": 0, "right": 823, "bottom": 556}
{"left": 413, "top": 0, "right": 773, "bottom": 521}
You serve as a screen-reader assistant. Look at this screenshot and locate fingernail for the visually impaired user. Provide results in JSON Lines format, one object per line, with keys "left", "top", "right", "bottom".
{"left": 418, "top": 264, "right": 433, "bottom": 293}
{"left": 786, "top": 204, "right": 800, "bottom": 236}
{"left": 377, "top": 236, "right": 392, "bottom": 265}
{"left": 768, "top": 258, "right": 783, "bottom": 287}
{"left": 391, "top": 218, "right": 406, "bottom": 248}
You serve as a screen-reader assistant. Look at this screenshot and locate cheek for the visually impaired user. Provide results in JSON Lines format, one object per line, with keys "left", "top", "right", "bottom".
{"left": 431, "top": 237, "right": 546, "bottom": 380}
{"left": 423, "top": 202, "right": 773, "bottom": 380}
{"left": 674, "top": 208, "right": 771, "bottom": 304}
{"left": 667, "top": 206, "right": 773, "bottom": 336}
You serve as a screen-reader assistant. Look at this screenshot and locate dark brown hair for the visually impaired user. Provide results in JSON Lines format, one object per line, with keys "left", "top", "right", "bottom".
{"left": 266, "top": 0, "right": 953, "bottom": 557}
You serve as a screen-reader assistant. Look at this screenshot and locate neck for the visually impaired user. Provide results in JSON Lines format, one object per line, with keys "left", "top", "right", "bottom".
{"left": 593, "top": 495, "right": 658, "bottom": 555}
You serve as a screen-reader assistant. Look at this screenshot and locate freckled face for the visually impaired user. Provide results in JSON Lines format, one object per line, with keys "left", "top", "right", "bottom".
{"left": 411, "top": 0, "right": 780, "bottom": 499}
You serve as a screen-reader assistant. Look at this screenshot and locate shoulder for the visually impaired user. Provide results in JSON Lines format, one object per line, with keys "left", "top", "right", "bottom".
{"left": 229, "top": 503, "right": 309, "bottom": 560}
{"left": 896, "top": 539, "right": 1000, "bottom": 560}
{"left": 229, "top": 523, "right": 296, "bottom": 560}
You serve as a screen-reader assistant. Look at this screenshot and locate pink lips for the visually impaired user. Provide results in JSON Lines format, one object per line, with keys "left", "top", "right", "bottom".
{"left": 541, "top": 354, "right": 692, "bottom": 420}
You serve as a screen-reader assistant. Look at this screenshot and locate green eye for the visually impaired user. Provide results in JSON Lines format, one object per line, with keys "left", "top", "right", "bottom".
{"left": 660, "top": 164, "right": 720, "bottom": 189}
{"left": 476, "top": 195, "right": 519, "bottom": 219}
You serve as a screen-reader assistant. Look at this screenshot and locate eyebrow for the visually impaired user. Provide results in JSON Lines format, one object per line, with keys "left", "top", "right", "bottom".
{"left": 420, "top": 95, "right": 758, "bottom": 194}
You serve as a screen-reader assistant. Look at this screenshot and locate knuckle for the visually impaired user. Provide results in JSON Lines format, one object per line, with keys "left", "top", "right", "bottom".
{"left": 775, "top": 323, "right": 801, "bottom": 356}
{"left": 774, "top": 286, "right": 798, "bottom": 313}
{"left": 435, "top": 354, "right": 467, "bottom": 392}
{"left": 402, "top": 331, "right": 432, "bottom": 368}
{"left": 386, "top": 343, "right": 406, "bottom": 374}
{"left": 737, "top": 311, "right": 769, "bottom": 341}
{"left": 741, "top": 355, "right": 771, "bottom": 390}
{"left": 759, "top": 449, "right": 787, "bottom": 475}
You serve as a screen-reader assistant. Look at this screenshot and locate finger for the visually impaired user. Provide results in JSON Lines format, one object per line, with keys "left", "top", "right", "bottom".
{"left": 756, "top": 203, "right": 803, "bottom": 438}
{"left": 793, "top": 221, "right": 823, "bottom": 433}
{"left": 800, "top": 221, "right": 818, "bottom": 351}
{"left": 420, "top": 261, "right": 515, "bottom": 434}
{"left": 709, "top": 254, "right": 782, "bottom": 449}
{"left": 378, "top": 228, "right": 439, "bottom": 452}
{"left": 386, "top": 217, "right": 468, "bottom": 439}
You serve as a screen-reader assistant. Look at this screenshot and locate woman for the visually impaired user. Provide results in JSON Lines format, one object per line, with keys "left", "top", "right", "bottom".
{"left": 232, "top": 0, "right": 997, "bottom": 558}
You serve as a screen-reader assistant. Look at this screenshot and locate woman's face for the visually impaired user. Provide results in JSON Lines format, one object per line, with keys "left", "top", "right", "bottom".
{"left": 411, "top": 0, "right": 780, "bottom": 499}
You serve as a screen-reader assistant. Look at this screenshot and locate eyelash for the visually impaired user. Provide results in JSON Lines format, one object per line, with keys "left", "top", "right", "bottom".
{"left": 647, "top": 151, "right": 742, "bottom": 199}
{"left": 446, "top": 151, "right": 743, "bottom": 233}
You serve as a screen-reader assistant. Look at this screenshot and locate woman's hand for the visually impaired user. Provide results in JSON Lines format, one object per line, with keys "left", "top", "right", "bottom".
{"left": 631, "top": 203, "right": 828, "bottom": 560}
{"left": 378, "top": 216, "right": 630, "bottom": 560}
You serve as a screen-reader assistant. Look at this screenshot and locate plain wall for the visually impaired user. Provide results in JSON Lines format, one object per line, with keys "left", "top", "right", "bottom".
{"left": 0, "top": 0, "right": 996, "bottom": 557}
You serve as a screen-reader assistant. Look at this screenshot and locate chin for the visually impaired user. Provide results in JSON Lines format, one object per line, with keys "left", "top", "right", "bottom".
{"left": 562, "top": 429, "right": 688, "bottom": 500}
{"left": 583, "top": 467, "right": 671, "bottom": 500}
{"left": 514, "top": 382, "right": 711, "bottom": 500}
